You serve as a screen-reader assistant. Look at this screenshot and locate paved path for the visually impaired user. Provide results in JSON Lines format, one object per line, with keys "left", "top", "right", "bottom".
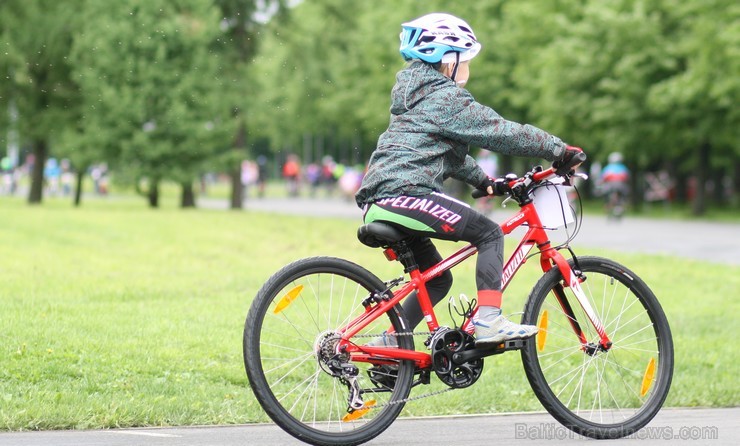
{"left": 2, "top": 407, "right": 736, "bottom": 445}
{"left": 204, "top": 196, "right": 740, "bottom": 266}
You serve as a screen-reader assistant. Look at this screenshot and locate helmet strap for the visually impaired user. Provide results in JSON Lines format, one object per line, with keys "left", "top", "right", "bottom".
{"left": 450, "top": 52, "right": 460, "bottom": 82}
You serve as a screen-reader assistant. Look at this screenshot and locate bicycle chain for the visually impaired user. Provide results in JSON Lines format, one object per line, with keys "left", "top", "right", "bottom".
{"left": 349, "top": 330, "right": 458, "bottom": 409}
{"left": 374, "top": 387, "right": 454, "bottom": 408}
{"left": 350, "top": 331, "right": 434, "bottom": 338}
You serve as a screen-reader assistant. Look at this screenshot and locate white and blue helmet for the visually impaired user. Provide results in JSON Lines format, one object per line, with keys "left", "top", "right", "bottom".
{"left": 399, "top": 13, "right": 481, "bottom": 64}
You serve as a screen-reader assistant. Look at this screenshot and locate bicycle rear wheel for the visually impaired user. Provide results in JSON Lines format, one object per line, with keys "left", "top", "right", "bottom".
{"left": 244, "top": 256, "right": 415, "bottom": 446}
{"left": 521, "top": 256, "right": 673, "bottom": 439}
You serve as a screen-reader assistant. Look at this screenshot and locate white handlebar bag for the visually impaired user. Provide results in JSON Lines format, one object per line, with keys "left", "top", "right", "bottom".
{"left": 531, "top": 179, "right": 575, "bottom": 230}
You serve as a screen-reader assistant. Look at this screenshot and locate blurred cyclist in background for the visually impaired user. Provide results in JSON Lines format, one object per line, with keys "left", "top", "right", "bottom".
{"left": 600, "top": 152, "right": 630, "bottom": 220}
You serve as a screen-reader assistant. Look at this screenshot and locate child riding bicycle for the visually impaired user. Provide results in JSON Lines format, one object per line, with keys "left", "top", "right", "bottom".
{"left": 355, "top": 13, "right": 584, "bottom": 345}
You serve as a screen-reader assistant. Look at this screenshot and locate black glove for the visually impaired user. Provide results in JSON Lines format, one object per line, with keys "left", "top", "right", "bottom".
{"left": 553, "top": 145, "right": 586, "bottom": 176}
{"left": 477, "top": 177, "right": 510, "bottom": 196}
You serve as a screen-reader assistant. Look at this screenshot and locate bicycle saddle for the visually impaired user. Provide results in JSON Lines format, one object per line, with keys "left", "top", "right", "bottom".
{"left": 357, "top": 222, "right": 408, "bottom": 248}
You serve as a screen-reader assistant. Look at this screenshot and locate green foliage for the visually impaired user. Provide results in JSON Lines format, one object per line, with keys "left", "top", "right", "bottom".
{"left": 1, "top": 0, "right": 738, "bottom": 208}
{"left": 647, "top": 0, "right": 740, "bottom": 154}
{"left": 70, "top": 0, "right": 236, "bottom": 188}
{"left": 248, "top": 0, "right": 738, "bottom": 207}
{"left": 0, "top": 0, "right": 80, "bottom": 144}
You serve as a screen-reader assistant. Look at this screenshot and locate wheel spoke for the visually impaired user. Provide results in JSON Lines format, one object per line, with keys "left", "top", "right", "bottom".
{"left": 262, "top": 351, "right": 314, "bottom": 376}
{"left": 245, "top": 259, "right": 416, "bottom": 443}
{"left": 523, "top": 258, "right": 672, "bottom": 438}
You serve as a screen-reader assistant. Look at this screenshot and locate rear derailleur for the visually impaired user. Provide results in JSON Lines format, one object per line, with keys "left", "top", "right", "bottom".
{"left": 315, "top": 331, "right": 365, "bottom": 410}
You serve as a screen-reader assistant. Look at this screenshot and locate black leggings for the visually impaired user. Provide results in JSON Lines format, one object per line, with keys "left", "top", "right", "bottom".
{"left": 363, "top": 192, "right": 504, "bottom": 328}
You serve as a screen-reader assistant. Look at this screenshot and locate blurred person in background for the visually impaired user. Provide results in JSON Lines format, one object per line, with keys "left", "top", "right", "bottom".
{"left": 44, "top": 157, "right": 61, "bottom": 196}
{"left": 1, "top": 156, "right": 16, "bottom": 195}
{"left": 599, "top": 152, "right": 630, "bottom": 220}
{"left": 282, "top": 153, "right": 301, "bottom": 197}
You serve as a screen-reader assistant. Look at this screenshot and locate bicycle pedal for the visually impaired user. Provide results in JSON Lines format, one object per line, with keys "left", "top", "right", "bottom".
{"left": 476, "top": 339, "right": 526, "bottom": 354}
{"left": 500, "top": 339, "right": 525, "bottom": 350}
{"left": 452, "top": 339, "right": 526, "bottom": 364}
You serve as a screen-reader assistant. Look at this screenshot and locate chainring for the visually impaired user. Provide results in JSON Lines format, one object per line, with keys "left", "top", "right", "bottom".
{"left": 429, "top": 327, "right": 483, "bottom": 388}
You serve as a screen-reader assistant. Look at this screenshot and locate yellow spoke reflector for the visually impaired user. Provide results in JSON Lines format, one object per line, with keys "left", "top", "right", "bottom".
{"left": 641, "top": 357, "right": 656, "bottom": 397}
{"left": 273, "top": 285, "right": 304, "bottom": 314}
{"left": 342, "top": 400, "right": 376, "bottom": 422}
{"left": 536, "top": 310, "right": 549, "bottom": 352}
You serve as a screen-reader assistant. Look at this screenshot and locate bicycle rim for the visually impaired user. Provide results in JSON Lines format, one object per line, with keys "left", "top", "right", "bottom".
{"left": 522, "top": 256, "right": 673, "bottom": 438}
{"left": 244, "top": 257, "right": 414, "bottom": 446}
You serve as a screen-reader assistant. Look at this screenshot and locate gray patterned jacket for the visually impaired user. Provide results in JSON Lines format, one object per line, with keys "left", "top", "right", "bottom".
{"left": 355, "top": 62, "right": 567, "bottom": 207}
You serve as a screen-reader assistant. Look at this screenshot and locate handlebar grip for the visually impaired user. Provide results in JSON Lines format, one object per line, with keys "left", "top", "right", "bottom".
{"left": 554, "top": 150, "right": 588, "bottom": 176}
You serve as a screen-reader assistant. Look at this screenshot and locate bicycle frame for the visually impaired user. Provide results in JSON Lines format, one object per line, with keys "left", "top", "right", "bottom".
{"left": 340, "top": 176, "right": 612, "bottom": 369}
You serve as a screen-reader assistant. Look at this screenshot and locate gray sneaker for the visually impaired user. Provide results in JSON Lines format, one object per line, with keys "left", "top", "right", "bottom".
{"left": 473, "top": 314, "right": 538, "bottom": 345}
{"left": 365, "top": 331, "right": 398, "bottom": 348}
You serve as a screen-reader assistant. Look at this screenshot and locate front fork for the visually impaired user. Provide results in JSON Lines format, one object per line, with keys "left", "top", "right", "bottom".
{"left": 546, "top": 250, "right": 612, "bottom": 351}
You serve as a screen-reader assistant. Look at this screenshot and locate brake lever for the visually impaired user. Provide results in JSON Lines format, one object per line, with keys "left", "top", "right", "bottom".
{"left": 562, "top": 171, "right": 589, "bottom": 186}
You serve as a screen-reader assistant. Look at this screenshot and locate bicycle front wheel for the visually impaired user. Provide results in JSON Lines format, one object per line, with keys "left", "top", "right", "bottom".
{"left": 521, "top": 256, "right": 673, "bottom": 439}
{"left": 244, "top": 256, "right": 415, "bottom": 446}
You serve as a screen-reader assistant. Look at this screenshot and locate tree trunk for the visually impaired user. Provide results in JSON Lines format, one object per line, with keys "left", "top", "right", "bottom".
{"left": 230, "top": 166, "right": 243, "bottom": 209}
{"left": 711, "top": 166, "right": 725, "bottom": 205}
{"left": 28, "top": 139, "right": 48, "bottom": 204}
{"left": 669, "top": 158, "right": 688, "bottom": 204}
{"left": 148, "top": 181, "right": 160, "bottom": 208}
{"left": 74, "top": 170, "right": 85, "bottom": 207}
{"left": 181, "top": 181, "right": 195, "bottom": 208}
{"left": 692, "top": 142, "right": 710, "bottom": 216}
{"left": 230, "top": 121, "right": 247, "bottom": 209}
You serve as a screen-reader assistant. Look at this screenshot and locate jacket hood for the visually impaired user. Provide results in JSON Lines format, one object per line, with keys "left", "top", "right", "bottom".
{"left": 389, "top": 62, "right": 453, "bottom": 115}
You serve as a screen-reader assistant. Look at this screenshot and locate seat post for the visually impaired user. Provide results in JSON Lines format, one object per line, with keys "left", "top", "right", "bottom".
{"left": 392, "top": 240, "right": 418, "bottom": 273}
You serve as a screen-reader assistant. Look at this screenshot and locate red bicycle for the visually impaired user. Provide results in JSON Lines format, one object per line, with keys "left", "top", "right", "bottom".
{"left": 243, "top": 161, "right": 673, "bottom": 446}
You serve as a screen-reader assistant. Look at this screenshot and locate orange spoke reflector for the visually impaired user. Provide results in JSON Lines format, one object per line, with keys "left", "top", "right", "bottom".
{"left": 273, "top": 285, "right": 304, "bottom": 314}
{"left": 342, "top": 400, "right": 376, "bottom": 422}
{"left": 537, "top": 310, "right": 549, "bottom": 352}
{"left": 641, "top": 357, "right": 656, "bottom": 397}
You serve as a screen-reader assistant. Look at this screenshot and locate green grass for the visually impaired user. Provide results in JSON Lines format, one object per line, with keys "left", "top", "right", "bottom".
{"left": 0, "top": 196, "right": 738, "bottom": 430}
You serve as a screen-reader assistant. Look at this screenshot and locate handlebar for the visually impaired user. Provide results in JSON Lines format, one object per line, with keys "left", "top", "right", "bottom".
{"left": 471, "top": 151, "right": 587, "bottom": 200}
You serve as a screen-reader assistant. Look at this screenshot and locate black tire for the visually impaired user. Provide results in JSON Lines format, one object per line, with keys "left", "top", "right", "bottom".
{"left": 244, "top": 257, "right": 415, "bottom": 446}
{"left": 521, "top": 256, "right": 673, "bottom": 439}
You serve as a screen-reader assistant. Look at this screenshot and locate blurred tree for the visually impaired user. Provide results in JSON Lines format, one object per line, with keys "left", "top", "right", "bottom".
{"left": 0, "top": 0, "right": 81, "bottom": 204}
{"left": 646, "top": 0, "right": 740, "bottom": 214}
{"left": 491, "top": 0, "right": 738, "bottom": 213}
{"left": 501, "top": 0, "right": 671, "bottom": 199}
{"left": 251, "top": 1, "right": 436, "bottom": 163}
{"left": 213, "top": 0, "right": 288, "bottom": 209}
{"left": 249, "top": 0, "right": 350, "bottom": 158}
{"left": 71, "top": 0, "right": 235, "bottom": 207}
{"left": 4, "top": 0, "right": 735, "bottom": 213}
